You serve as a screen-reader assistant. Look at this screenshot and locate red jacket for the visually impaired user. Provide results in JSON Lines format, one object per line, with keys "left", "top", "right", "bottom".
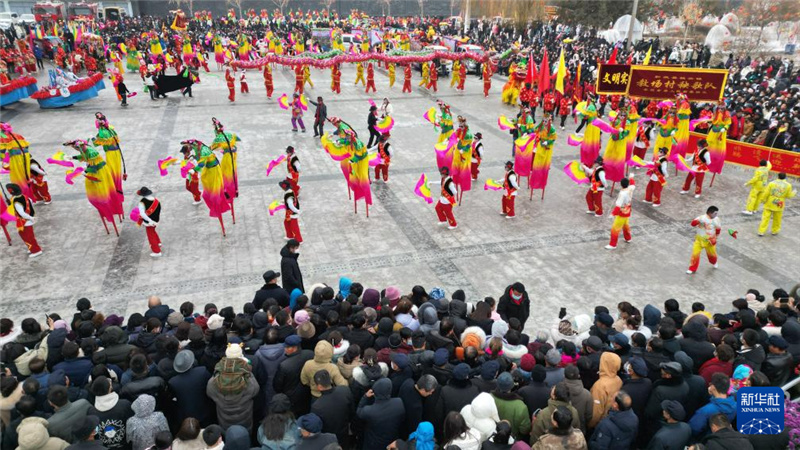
{"left": 729, "top": 115, "right": 744, "bottom": 139}
{"left": 698, "top": 357, "right": 733, "bottom": 385}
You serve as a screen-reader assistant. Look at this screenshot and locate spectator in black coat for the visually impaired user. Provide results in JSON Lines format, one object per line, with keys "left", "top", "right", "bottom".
{"left": 588, "top": 391, "right": 638, "bottom": 450}
{"left": 679, "top": 319, "right": 716, "bottom": 372}
{"left": 497, "top": 282, "right": 530, "bottom": 327}
{"left": 119, "top": 354, "right": 166, "bottom": 406}
{"left": 472, "top": 359, "right": 500, "bottom": 394}
{"left": 297, "top": 413, "right": 338, "bottom": 450}
{"left": 280, "top": 240, "right": 304, "bottom": 294}
{"left": 273, "top": 335, "right": 314, "bottom": 417}
{"left": 645, "top": 400, "right": 692, "bottom": 450}
{"left": 52, "top": 341, "right": 93, "bottom": 388}
{"left": 253, "top": 270, "right": 290, "bottom": 310}
{"left": 621, "top": 357, "right": 652, "bottom": 432}
{"left": 733, "top": 328, "right": 766, "bottom": 371}
{"left": 310, "top": 369, "right": 353, "bottom": 446}
{"left": 168, "top": 350, "right": 213, "bottom": 426}
{"left": 252, "top": 328, "right": 287, "bottom": 418}
{"left": 675, "top": 351, "right": 709, "bottom": 419}
{"left": 701, "top": 413, "right": 755, "bottom": 450}
{"left": 762, "top": 335, "right": 794, "bottom": 386}
{"left": 435, "top": 363, "right": 479, "bottom": 425}
{"left": 356, "top": 378, "right": 405, "bottom": 450}
{"left": 518, "top": 365, "right": 550, "bottom": 417}
{"left": 398, "top": 374, "right": 438, "bottom": 436}
{"left": 88, "top": 376, "right": 133, "bottom": 450}
{"left": 643, "top": 362, "right": 689, "bottom": 438}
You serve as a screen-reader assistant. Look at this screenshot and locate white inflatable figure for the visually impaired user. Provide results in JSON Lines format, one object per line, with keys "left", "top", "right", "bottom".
{"left": 47, "top": 69, "right": 79, "bottom": 97}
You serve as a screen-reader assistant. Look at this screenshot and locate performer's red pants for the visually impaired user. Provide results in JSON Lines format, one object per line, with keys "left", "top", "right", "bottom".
{"left": 374, "top": 164, "right": 389, "bottom": 181}
{"left": 682, "top": 172, "right": 705, "bottom": 195}
{"left": 289, "top": 175, "right": 300, "bottom": 197}
{"left": 365, "top": 79, "right": 376, "bottom": 93}
{"left": 227, "top": 87, "right": 235, "bottom": 102}
{"left": 19, "top": 225, "right": 41, "bottom": 253}
{"left": 502, "top": 194, "right": 516, "bottom": 217}
{"left": 332, "top": 83, "right": 341, "bottom": 94}
{"left": 586, "top": 190, "right": 603, "bottom": 215}
{"left": 403, "top": 80, "right": 411, "bottom": 93}
{"left": 471, "top": 162, "right": 480, "bottom": 180}
{"left": 284, "top": 217, "right": 303, "bottom": 242}
{"left": 427, "top": 80, "right": 438, "bottom": 92}
{"left": 31, "top": 182, "right": 51, "bottom": 203}
{"left": 240, "top": 82, "right": 249, "bottom": 93}
{"left": 186, "top": 178, "right": 201, "bottom": 202}
{"left": 265, "top": 83, "right": 273, "bottom": 98}
{"left": 435, "top": 201, "right": 457, "bottom": 226}
{"left": 457, "top": 78, "right": 465, "bottom": 91}
{"left": 609, "top": 216, "right": 631, "bottom": 247}
{"left": 645, "top": 180, "right": 663, "bottom": 205}
{"left": 146, "top": 226, "right": 161, "bottom": 254}
{"left": 483, "top": 81, "right": 491, "bottom": 97}
{"left": 294, "top": 81, "right": 304, "bottom": 94}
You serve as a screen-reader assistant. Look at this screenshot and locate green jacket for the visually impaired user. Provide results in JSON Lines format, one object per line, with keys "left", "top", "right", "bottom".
{"left": 492, "top": 392, "right": 532, "bottom": 440}
{"left": 530, "top": 398, "right": 581, "bottom": 443}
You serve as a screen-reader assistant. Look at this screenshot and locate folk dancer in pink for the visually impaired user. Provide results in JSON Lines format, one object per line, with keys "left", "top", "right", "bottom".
{"left": 451, "top": 116, "right": 474, "bottom": 197}
{"left": 687, "top": 205, "right": 721, "bottom": 274}
{"left": 680, "top": 138, "right": 711, "bottom": 198}
{"left": 643, "top": 147, "right": 669, "bottom": 207}
{"left": 606, "top": 175, "right": 636, "bottom": 250}
{"left": 581, "top": 157, "right": 607, "bottom": 216}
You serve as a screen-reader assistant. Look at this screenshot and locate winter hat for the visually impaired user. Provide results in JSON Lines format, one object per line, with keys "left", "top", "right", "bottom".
{"left": 284, "top": 335, "right": 302, "bottom": 347}
{"left": 294, "top": 310, "right": 310, "bottom": 325}
{"left": 496, "top": 372, "right": 514, "bottom": 392}
{"left": 297, "top": 322, "right": 315, "bottom": 339}
{"left": 768, "top": 335, "right": 789, "bottom": 350}
{"left": 610, "top": 333, "right": 630, "bottom": 348}
{"left": 102, "top": 315, "right": 123, "bottom": 327}
{"left": 253, "top": 311, "right": 270, "bottom": 329}
{"left": 167, "top": 311, "right": 183, "bottom": 327}
{"left": 362, "top": 289, "right": 380, "bottom": 308}
{"left": 628, "top": 357, "right": 648, "bottom": 377}
{"left": 429, "top": 287, "right": 446, "bottom": 301}
{"left": 660, "top": 361, "right": 682, "bottom": 376}
{"left": 452, "top": 363, "right": 470, "bottom": 381}
{"left": 298, "top": 413, "right": 323, "bottom": 434}
{"left": 673, "top": 351, "right": 693, "bottom": 375}
{"left": 53, "top": 320, "right": 69, "bottom": 330}
{"left": 173, "top": 350, "right": 195, "bottom": 374}
{"left": 661, "top": 400, "right": 686, "bottom": 421}
{"left": 481, "top": 360, "right": 499, "bottom": 380}
{"left": 596, "top": 312, "right": 614, "bottom": 327}
{"left": 520, "top": 353, "right": 536, "bottom": 372}
{"left": 225, "top": 343, "right": 244, "bottom": 359}
{"left": 585, "top": 336, "right": 603, "bottom": 351}
{"left": 545, "top": 349, "right": 561, "bottom": 366}
{"left": 492, "top": 320, "right": 509, "bottom": 340}
{"left": 207, "top": 314, "right": 224, "bottom": 330}
{"left": 16, "top": 417, "right": 52, "bottom": 450}
{"left": 385, "top": 286, "right": 401, "bottom": 308}
{"left": 389, "top": 333, "right": 402, "bottom": 349}
{"left": 391, "top": 353, "right": 410, "bottom": 370}
{"left": 73, "top": 415, "right": 100, "bottom": 441}
{"left": 270, "top": 394, "right": 291, "bottom": 414}
{"left": 434, "top": 348, "right": 449, "bottom": 366}
{"left": 531, "top": 365, "right": 547, "bottom": 383}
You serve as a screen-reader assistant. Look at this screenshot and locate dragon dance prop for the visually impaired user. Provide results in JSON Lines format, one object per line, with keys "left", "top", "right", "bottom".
{"left": 320, "top": 119, "right": 372, "bottom": 216}
{"left": 231, "top": 48, "right": 492, "bottom": 70}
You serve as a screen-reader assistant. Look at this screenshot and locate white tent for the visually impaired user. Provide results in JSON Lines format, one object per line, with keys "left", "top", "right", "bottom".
{"left": 599, "top": 29, "right": 623, "bottom": 44}
{"left": 720, "top": 12, "right": 740, "bottom": 34}
{"left": 613, "top": 14, "right": 643, "bottom": 43}
{"left": 700, "top": 15, "right": 720, "bottom": 28}
{"left": 705, "top": 24, "right": 733, "bottom": 51}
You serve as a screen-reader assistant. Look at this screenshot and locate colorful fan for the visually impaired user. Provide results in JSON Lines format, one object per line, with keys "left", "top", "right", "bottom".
{"left": 46, "top": 151, "right": 75, "bottom": 168}
{"left": 375, "top": 116, "right": 394, "bottom": 133}
{"left": 277, "top": 94, "right": 290, "bottom": 110}
{"left": 65, "top": 167, "right": 85, "bottom": 185}
{"left": 268, "top": 200, "right": 286, "bottom": 216}
{"left": 423, "top": 107, "right": 437, "bottom": 125}
{"left": 414, "top": 173, "right": 433, "bottom": 204}
{"left": 498, "top": 116, "right": 516, "bottom": 131}
{"left": 484, "top": 179, "right": 503, "bottom": 191}
{"left": 266, "top": 154, "right": 287, "bottom": 176}
{"left": 157, "top": 156, "right": 179, "bottom": 176}
{"left": 627, "top": 155, "right": 654, "bottom": 168}
{"left": 180, "top": 160, "right": 195, "bottom": 179}
{"left": 563, "top": 161, "right": 589, "bottom": 184}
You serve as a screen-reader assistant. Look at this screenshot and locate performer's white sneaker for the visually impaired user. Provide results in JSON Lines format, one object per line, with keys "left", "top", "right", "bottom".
{"left": 192, "top": 200, "right": 202, "bottom": 205}
{"left": 652, "top": 203, "right": 660, "bottom": 207}
{"left": 150, "top": 252, "right": 162, "bottom": 258}
{"left": 679, "top": 190, "right": 689, "bottom": 194}
{"left": 44, "top": 201, "right": 51, "bottom": 205}
{"left": 686, "top": 270, "right": 694, "bottom": 274}
{"left": 586, "top": 210, "right": 594, "bottom": 214}
{"left": 594, "top": 214, "right": 603, "bottom": 217}
{"left": 624, "top": 239, "right": 632, "bottom": 243}
{"left": 758, "top": 233, "right": 764, "bottom": 237}
{"left": 505, "top": 215, "right": 515, "bottom": 219}
{"left": 741, "top": 210, "right": 753, "bottom": 215}
{"left": 448, "top": 225, "right": 458, "bottom": 230}
{"left": 437, "top": 221, "right": 448, "bottom": 226}
{"left": 604, "top": 245, "right": 616, "bottom": 250}
{"left": 713, "top": 263, "right": 718, "bottom": 269}
{"left": 694, "top": 194, "right": 701, "bottom": 199}
{"left": 29, "top": 251, "right": 43, "bottom": 258}
{"left": 642, "top": 200, "right": 652, "bottom": 204}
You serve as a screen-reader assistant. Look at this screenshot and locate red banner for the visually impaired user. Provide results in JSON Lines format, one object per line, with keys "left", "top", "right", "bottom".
{"left": 689, "top": 132, "right": 800, "bottom": 177}
{"left": 596, "top": 64, "right": 631, "bottom": 95}
{"left": 627, "top": 66, "right": 728, "bottom": 102}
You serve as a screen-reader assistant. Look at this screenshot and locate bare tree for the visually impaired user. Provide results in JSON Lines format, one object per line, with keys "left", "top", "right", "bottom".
{"left": 381, "top": 0, "right": 393, "bottom": 16}
{"left": 271, "top": 0, "right": 292, "bottom": 15}
{"left": 321, "top": 0, "right": 336, "bottom": 15}
{"left": 167, "top": 0, "right": 186, "bottom": 10}
{"left": 450, "top": 0, "right": 459, "bottom": 16}
{"left": 227, "top": 0, "right": 243, "bottom": 19}
{"left": 418, "top": 0, "right": 426, "bottom": 18}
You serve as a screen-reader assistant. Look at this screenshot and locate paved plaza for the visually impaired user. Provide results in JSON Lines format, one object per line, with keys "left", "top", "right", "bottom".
{"left": 1, "top": 63, "right": 798, "bottom": 332}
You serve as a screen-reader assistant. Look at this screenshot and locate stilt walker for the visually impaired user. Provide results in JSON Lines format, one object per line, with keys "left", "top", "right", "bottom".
{"left": 501, "top": 161, "right": 518, "bottom": 218}
{"left": 757, "top": 173, "right": 795, "bottom": 236}
{"left": 179, "top": 145, "right": 202, "bottom": 205}
{"left": 6, "top": 183, "right": 42, "bottom": 257}
{"left": 435, "top": 101, "right": 454, "bottom": 144}
{"left": 606, "top": 176, "right": 636, "bottom": 250}
{"left": 263, "top": 64, "right": 274, "bottom": 98}
{"left": 182, "top": 139, "right": 231, "bottom": 235}
{"left": 672, "top": 93, "right": 692, "bottom": 159}
{"left": 529, "top": 113, "right": 558, "bottom": 199}
{"left": 0, "top": 191, "right": 12, "bottom": 245}
{"left": 706, "top": 102, "right": 731, "bottom": 175}
{"left": 28, "top": 158, "right": 51, "bottom": 204}
{"left": 582, "top": 157, "right": 607, "bottom": 216}
{"left": 687, "top": 205, "right": 721, "bottom": 274}
{"left": 654, "top": 106, "right": 679, "bottom": 158}
{"left": 279, "top": 179, "right": 302, "bottom": 242}
{"left": 680, "top": 138, "right": 711, "bottom": 198}
{"left": 320, "top": 118, "right": 372, "bottom": 215}
{"left": 513, "top": 106, "right": 534, "bottom": 174}
{"left": 569, "top": 94, "right": 602, "bottom": 166}
{"left": 0, "top": 123, "right": 33, "bottom": 199}
{"left": 93, "top": 113, "right": 126, "bottom": 217}
{"left": 285, "top": 146, "right": 301, "bottom": 196}
{"left": 451, "top": 116, "right": 474, "bottom": 201}
{"left": 643, "top": 147, "right": 669, "bottom": 207}
{"left": 63, "top": 140, "right": 124, "bottom": 235}
{"left": 210, "top": 118, "right": 240, "bottom": 222}
{"left": 470, "top": 133, "right": 484, "bottom": 180}
{"left": 134, "top": 186, "right": 162, "bottom": 257}
{"left": 601, "top": 107, "right": 631, "bottom": 183}
{"left": 623, "top": 99, "right": 640, "bottom": 165}
{"left": 742, "top": 160, "right": 771, "bottom": 215}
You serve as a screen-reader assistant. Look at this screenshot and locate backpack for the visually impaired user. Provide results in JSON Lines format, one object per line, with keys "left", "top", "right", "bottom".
{"left": 213, "top": 357, "right": 251, "bottom": 395}
{"left": 13, "top": 340, "right": 49, "bottom": 376}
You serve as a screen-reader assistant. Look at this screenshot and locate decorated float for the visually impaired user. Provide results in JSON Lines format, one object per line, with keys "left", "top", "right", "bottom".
{"left": 30, "top": 70, "right": 105, "bottom": 108}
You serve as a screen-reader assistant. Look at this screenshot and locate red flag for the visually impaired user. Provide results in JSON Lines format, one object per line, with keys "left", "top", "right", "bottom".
{"left": 538, "top": 48, "right": 550, "bottom": 96}
{"left": 625, "top": 52, "right": 633, "bottom": 65}
{"left": 607, "top": 46, "right": 618, "bottom": 64}
{"left": 572, "top": 63, "right": 582, "bottom": 102}
{"left": 525, "top": 52, "right": 534, "bottom": 84}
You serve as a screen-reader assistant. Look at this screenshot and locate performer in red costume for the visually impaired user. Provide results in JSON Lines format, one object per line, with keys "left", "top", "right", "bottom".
{"left": 432, "top": 166, "right": 457, "bottom": 229}
{"left": 239, "top": 70, "right": 249, "bottom": 93}
{"left": 294, "top": 65, "right": 304, "bottom": 94}
{"left": 501, "top": 161, "right": 519, "bottom": 218}
{"left": 681, "top": 138, "right": 712, "bottom": 199}
{"left": 427, "top": 62, "right": 438, "bottom": 92}
{"left": 225, "top": 68, "right": 235, "bottom": 102}
{"left": 606, "top": 176, "right": 636, "bottom": 250}
{"left": 371, "top": 133, "right": 392, "bottom": 182}
{"left": 28, "top": 158, "right": 51, "bottom": 204}
{"left": 482, "top": 63, "right": 493, "bottom": 97}
{"left": 286, "top": 146, "right": 300, "bottom": 196}
{"left": 6, "top": 183, "right": 42, "bottom": 257}
{"left": 263, "top": 64, "right": 274, "bottom": 98}
{"left": 456, "top": 62, "right": 466, "bottom": 91}
{"left": 135, "top": 186, "right": 162, "bottom": 257}
{"left": 279, "top": 179, "right": 302, "bottom": 243}
{"left": 582, "top": 157, "right": 607, "bottom": 216}
{"left": 644, "top": 147, "right": 669, "bottom": 207}
{"left": 402, "top": 64, "right": 412, "bottom": 93}
{"left": 365, "top": 62, "right": 376, "bottom": 93}
{"left": 471, "top": 133, "right": 483, "bottom": 180}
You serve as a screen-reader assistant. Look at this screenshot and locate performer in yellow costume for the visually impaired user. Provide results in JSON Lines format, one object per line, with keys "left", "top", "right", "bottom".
{"left": 742, "top": 160, "right": 771, "bottom": 215}
{"left": 758, "top": 173, "right": 795, "bottom": 236}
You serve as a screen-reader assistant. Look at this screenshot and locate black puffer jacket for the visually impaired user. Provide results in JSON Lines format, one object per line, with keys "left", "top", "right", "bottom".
{"left": 280, "top": 244, "right": 304, "bottom": 293}
{"left": 93, "top": 326, "right": 134, "bottom": 369}
{"left": 679, "top": 320, "right": 716, "bottom": 372}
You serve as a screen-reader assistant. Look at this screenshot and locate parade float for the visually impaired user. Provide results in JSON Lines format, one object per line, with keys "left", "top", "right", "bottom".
{"left": 30, "top": 69, "right": 105, "bottom": 108}
{"left": 0, "top": 76, "right": 39, "bottom": 107}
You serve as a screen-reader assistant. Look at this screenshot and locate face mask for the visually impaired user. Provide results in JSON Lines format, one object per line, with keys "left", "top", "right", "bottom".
{"left": 511, "top": 292, "right": 522, "bottom": 301}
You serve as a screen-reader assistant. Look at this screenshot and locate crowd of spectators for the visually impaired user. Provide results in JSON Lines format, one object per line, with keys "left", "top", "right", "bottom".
{"left": 2, "top": 259, "right": 799, "bottom": 450}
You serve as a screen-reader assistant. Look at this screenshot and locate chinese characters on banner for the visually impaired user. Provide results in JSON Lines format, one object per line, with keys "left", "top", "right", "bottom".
{"left": 688, "top": 132, "right": 800, "bottom": 177}
{"left": 627, "top": 66, "right": 728, "bottom": 101}
{"left": 596, "top": 64, "right": 631, "bottom": 95}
